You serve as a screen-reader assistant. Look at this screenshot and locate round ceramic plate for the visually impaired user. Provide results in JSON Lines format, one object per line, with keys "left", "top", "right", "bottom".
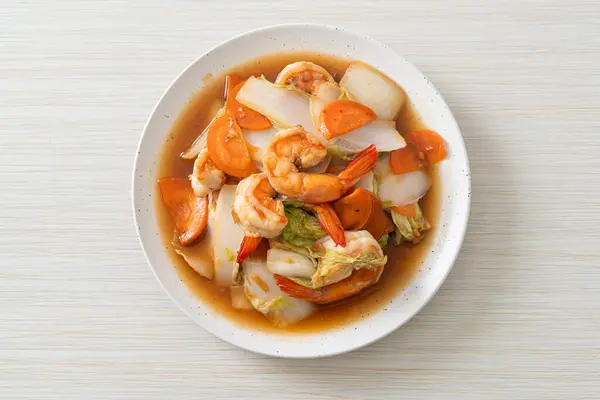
{"left": 133, "top": 23, "right": 470, "bottom": 358}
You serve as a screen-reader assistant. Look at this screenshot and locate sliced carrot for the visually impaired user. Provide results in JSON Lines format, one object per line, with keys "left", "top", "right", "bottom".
{"left": 405, "top": 129, "right": 447, "bottom": 165}
{"left": 320, "top": 99, "right": 376, "bottom": 140}
{"left": 390, "top": 204, "right": 417, "bottom": 217}
{"left": 206, "top": 114, "right": 257, "bottom": 178}
{"left": 334, "top": 188, "right": 393, "bottom": 239}
{"left": 362, "top": 192, "right": 395, "bottom": 239}
{"left": 313, "top": 204, "right": 346, "bottom": 247}
{"left": 157, "top": 178, "right": 208, "bottom": 246}
{"left": 389, "top": 144, "right": 425, "bottom": 174}
{"left": 333, "top": 188, "right": 374, "bottom": 231}
{"left": 237, "top": 235, "right": 263, "bottom": 264}
{"left": 226, "top": 79, "right": 271, "bottom": 130}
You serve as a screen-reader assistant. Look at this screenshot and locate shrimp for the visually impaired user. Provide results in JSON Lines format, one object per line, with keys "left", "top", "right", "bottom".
{"left": 275, "top": 230, "right": 386, "bottom": 303}
{"left": 233, "top": 173, "right": 288, "bottom": 263}
{"left": 189, "top": 148, "right": 226, "bottom": 197}
{"left": 274, "top": 266, "right": 383, "bottom": 305}
{"left": 233, "top": 172, "right": 288, "bottom": 239}
{"left": 262, "top": 127, "right": 378, "bottom": 204}
{"left": 312, "top": 230, "right": 386, "bottom": 287}
{"left": 275, "top": 61, "right": 335, "bottom": 94}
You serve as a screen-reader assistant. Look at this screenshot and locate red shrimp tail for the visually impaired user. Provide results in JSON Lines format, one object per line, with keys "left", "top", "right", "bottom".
{"left": 274, "top": 274, "right": 322, "bottom": 302}
{"left": 338, "top": 144, "right": 378, "bottom": 182}
{"left": 236, "top": 235, "right": 263, "bottom": 264}
{"left": 314, "top": 204, "right": 346, "bottom": 247}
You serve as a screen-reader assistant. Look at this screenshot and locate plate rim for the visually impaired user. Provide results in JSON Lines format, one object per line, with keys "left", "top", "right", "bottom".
{"left": 132, "top": 23, "right": 471, "bottom": 358}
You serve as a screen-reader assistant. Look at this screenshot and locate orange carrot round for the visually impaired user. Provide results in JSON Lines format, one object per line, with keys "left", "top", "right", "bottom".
{"left": 226, "top": 79, "right": 271, "bottom": 130}
{"left": 405, "top": 129, "right": 447, "bottom": 165}
{"left": 333, "top": 187, "right": 374, "bottom": 231}
{"left": 320, "top": 99, "right": 376, "bottom": 140}
{"left": 206, "top": 114, "right": 257, "bottom": 178}
{"left": 389, "top": 144, "right": 425, "bottom": 174}
{"left": 157, "top": 178, "right": 208, "bottom": 246}
{"left": 362, "top": 192, "right": 395, "bottom": 239}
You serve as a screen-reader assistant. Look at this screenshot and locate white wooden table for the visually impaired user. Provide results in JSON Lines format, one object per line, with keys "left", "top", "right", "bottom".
{"left": 2, "top": 1, "right": 599, "bottom": 399}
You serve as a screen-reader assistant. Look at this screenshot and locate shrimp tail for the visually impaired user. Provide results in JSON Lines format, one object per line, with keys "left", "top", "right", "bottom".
{"left": 237, "top": 235, "right": 263, "bottom": 264}
{"left": 313, "top": 204, "right": 346, "bottom": 247}
{"left": 274, "top": 274, "right": 323, "bottom": 302}
{"left": 277, "top": 267, "right": 384, "bottom": 304}
{"left": 338, "top": 144, "right": 378, "bottom": 182}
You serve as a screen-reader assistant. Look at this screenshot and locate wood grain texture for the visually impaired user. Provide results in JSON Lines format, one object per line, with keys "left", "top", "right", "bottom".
{"left": 1, "top": 0, "right": 599, "bottom": 398}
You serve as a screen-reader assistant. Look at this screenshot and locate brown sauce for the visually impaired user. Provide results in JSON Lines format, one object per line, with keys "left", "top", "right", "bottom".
{"left": 155, "top": 52, "right": 441, "bottom": 334}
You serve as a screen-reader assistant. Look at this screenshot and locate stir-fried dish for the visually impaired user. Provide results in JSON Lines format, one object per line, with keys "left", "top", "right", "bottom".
{"left": 157, "top": 56, "right": 447, "bottom": 328}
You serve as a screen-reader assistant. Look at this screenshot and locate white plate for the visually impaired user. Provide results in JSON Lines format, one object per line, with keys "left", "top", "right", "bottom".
{"left": 132, "top": 24, "right": 470, "bottom": 358}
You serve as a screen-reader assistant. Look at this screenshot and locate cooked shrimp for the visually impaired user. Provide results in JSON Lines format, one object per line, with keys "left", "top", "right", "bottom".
{"left": 275, "top": 266, "right": 383, "bottom": 304}
{"left": 189, "top": 149, "right": 226, "bottom": 197}
{"left": 311, "top": 230, "right": 386, "bottom": 287}
{"left": 275, "top": 61, "right": 335, "bottom": 94}
{"left": 262, "top": 127, "right": 378, "bottom": 204}
{"left": 276, "top": 230, "right": 386, "bottom": 303}
{"left": 232, "top": 172, "right": 287, "bottom": 239}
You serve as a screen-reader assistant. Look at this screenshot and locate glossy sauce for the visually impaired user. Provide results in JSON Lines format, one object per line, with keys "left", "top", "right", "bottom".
{"left": 155, "top": 52, "right": 441, "bottom": 334}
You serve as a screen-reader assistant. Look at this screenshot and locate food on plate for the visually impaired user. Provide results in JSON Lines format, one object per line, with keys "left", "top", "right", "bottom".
{"left": 157, "top": 178, "right": 208, "bottom": 246}
{"left": 262, "top": 127, "right": 378, "bottom": 204}
{"left": 275, "top": 61, "right": 335, "bottom": 94}
{"left": 319, "top": 99, "right": 376, "bottom": 139}
{"left": 190, "top": 149, "right": 226, "bottom": 197}
{"left": 156, "top": 55, "right": 446, "bottom": 329}
{"left": 226, "top": 76, "right": 272, "bottom": 130}
{"left": 206, "top": 114, "right": 257, "bottom": 178}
